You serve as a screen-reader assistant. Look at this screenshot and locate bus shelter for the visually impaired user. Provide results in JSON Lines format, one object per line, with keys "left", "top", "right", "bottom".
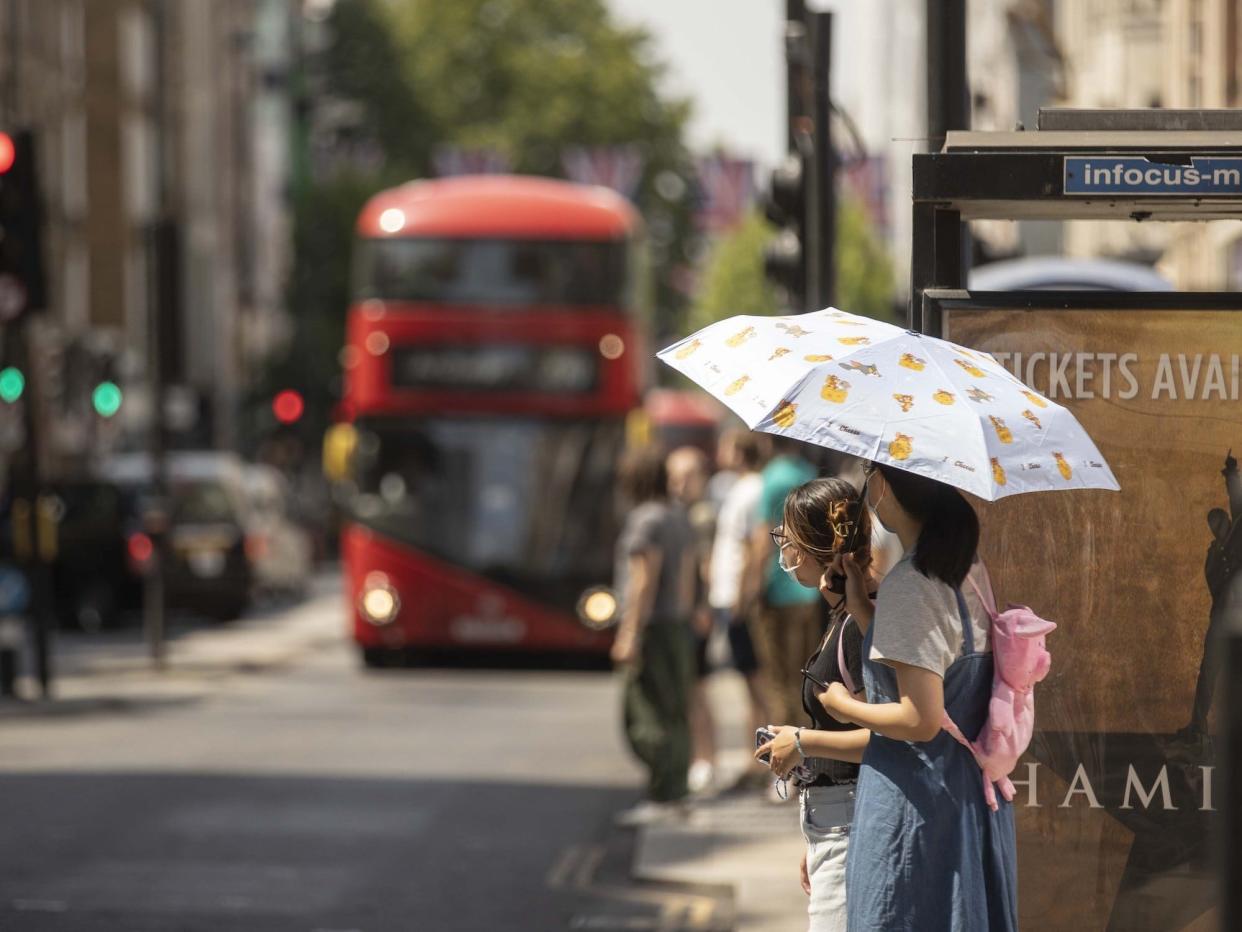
{"left": 910, "top": 113, "right": 1242, "bottom": 932}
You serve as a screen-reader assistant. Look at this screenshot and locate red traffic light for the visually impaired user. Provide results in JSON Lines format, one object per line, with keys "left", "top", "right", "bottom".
{"left": 127, "top": 531, "right": 154, "bottom": 565}
{"left": 0, "top": 133, "right": 13, "bottom": 174}
{"left": 272, "top": 389, "right": 305, "bottom": 425}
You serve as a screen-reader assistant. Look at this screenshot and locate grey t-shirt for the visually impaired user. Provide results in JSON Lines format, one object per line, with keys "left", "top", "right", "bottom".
{"left": 614, "top": 501, "right": 693, "bottom": 623}
{"left": 869, "top": 554, "right": 992, "bottom": 677}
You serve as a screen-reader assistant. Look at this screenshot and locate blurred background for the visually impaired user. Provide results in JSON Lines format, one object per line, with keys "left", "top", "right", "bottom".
{"left": 0, "top": 1, "right": 1237, "bottom": 930}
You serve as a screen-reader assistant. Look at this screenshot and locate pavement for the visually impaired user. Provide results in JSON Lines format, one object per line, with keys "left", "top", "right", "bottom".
{"left": 631, "top": 671, "right": 809, "bottom": 932}
{"left": 4, "top": 583, "right": 345, "bottom": 708}
{"left": 2, "top": 575, "right": 811, "bottom": 932}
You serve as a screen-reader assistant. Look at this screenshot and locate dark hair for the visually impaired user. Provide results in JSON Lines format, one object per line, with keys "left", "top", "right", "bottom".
{"left": 731, "top": 432, "right": 765, "bottom": 470}
{"left": 875, "top": 464, "right": 978, "bottom": 587}
{"left": 619, "top": 447, "right": 668, "bottom": 504}
{"left": 782, "top": 477, "right": 873, "bottom": 574}
{"left": 769, "top": 435, "right": 806, "bottom": 457}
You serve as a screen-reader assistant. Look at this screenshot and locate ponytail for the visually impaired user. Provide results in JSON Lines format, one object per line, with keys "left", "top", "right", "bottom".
{"left": 875, "top": 464, "right": 978, "bottom": 587}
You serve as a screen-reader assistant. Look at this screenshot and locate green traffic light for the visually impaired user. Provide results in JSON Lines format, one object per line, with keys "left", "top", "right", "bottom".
{"left": 0, "top": 367, "right": 24, "bottom": 403}
{"left": 92, "top": 381, "right": 123, "bottom": 418}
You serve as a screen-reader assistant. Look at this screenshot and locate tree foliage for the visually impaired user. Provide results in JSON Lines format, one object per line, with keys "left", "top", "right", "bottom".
{"left": 686, "top": 211, "right": 780, "bottom": 334}
{"left": 319, "top": 0, "right": 436, "bottom": 173}
{"left": 836, "top": 197, "right": 898, "bottom": 324}
{"left": 686, "top": 197, "right": 898, "bottom": 349}
{"left": 386, "top": 0, "right": 698, "bottom": 325}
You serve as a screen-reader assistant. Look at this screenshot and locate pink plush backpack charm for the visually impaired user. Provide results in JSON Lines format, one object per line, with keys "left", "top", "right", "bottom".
{"left": 941, "top": 568, "right": 1056, "bottom": 811}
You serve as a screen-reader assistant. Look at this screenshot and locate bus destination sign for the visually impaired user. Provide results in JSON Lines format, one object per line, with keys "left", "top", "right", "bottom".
{"left": 391, "top": 345, "right": 598, "bottom": 394}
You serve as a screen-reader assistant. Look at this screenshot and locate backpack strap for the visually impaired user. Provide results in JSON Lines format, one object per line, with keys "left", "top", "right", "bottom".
{"left": 953, "top": 587, "right": 976, "bottom": 656}
{"left": 836, "top": 616, "right": 863, "bottom": 696}
{"left": 965, "top": 565, "right": 998, "bottom": 620}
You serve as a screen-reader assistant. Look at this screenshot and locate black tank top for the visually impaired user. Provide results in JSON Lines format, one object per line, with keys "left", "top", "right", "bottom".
{"left": 799, "top": 613, "right": 865, "bottom": 785}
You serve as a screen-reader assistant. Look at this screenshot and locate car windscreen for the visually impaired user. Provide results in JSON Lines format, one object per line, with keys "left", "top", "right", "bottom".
{"left": 353, "top": 237, "right": 628, "bottom": 306}
{"left": 345, "top": 417, "right": 623, "bottom": 583}
{"left": 172, "top": 481, "right": 238, "bottom": 525}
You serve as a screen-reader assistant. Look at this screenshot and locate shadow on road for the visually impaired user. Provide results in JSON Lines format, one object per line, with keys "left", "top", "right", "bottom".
{"left": 0, "top": 771, "right": 645, "bottom": 932}
{"left": 0, "top": 694, "right": 203, "bottom": 721}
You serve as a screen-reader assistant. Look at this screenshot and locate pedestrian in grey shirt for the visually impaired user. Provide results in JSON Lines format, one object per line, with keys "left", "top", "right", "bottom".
{"left": 612, "top": 447, "right": 696, "bottom": 827}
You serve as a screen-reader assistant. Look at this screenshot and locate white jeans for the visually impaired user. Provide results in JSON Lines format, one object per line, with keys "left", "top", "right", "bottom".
{"left": 799, "top": 783, "right": 855, "bottom": 932}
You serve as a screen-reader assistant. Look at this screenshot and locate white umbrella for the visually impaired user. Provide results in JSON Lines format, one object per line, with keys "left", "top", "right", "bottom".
{"left": 657, "top": 307, "right": 1119, "bottom": 502}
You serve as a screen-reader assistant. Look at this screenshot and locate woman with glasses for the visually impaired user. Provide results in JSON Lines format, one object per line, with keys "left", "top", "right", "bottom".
{"left": 753, "top": 477, "right": 877, "bottom": 932}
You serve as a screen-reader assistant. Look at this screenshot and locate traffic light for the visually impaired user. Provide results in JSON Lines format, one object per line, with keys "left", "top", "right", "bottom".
{"left": 272, "top": 389, "right": 305, "bottom": 425}
{"left": 92, "top": 380, "right": 123, "bottom": 418}
{"left": 0, "top": 366, "right": 23, "bottom": 403}
{"left": 0, "top": 129, "right": 46, "bottom": 322}
{"left": 763, "top": 151, "right": 808, "bottom": 310}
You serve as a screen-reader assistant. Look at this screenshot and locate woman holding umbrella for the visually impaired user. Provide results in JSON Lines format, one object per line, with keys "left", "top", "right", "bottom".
{"left": 819, "top": 463, "right": 1017, "bottom": 931}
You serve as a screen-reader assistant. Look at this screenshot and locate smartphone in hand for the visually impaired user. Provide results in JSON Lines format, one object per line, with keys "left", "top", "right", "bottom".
{"left": 754, "top": 727, "right": 776, "bottom": 764}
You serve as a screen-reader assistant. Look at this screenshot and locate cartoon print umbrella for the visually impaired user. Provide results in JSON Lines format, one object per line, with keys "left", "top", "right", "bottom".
{"left": 657, "top": 307, "right": 1119, "bottom": 502}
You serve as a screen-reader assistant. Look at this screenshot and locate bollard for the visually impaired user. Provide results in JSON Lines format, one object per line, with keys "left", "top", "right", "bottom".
{"left": 0, "top": 615, "right": 22, "bottom": 696}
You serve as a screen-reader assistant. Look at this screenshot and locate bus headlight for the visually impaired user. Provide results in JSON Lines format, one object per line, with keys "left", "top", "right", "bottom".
{"left": 576, "top": 586, "right": 618, "bottom": 630}
{"left": 359, "top": 573, "right": 400, "bottom": 626}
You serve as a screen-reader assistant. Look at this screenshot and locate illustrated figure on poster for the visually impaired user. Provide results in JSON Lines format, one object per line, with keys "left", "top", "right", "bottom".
{"left": 1184, "top": 450, "right": 1242, "bottom": 738}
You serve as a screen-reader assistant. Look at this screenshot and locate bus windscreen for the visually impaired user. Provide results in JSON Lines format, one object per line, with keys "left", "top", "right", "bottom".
{"left": 354, "top": 237, "right": 628, "bottom": 307}
{"left": 346, "top": 417, "right": 623, "bottom": 592}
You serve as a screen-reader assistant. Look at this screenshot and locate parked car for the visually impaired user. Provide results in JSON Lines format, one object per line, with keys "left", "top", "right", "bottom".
{"left": 99, "top": 452, "right": 253, "bottom": 622}
{"left": 242, "top": 464, "right": 314, "bottom": 600}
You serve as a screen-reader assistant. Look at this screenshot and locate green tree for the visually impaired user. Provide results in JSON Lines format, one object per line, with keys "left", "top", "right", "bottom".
{"left": 687, "top": 197, "right": 898, "bottom": 341}
{"left": 318, "top": 0, "right": 437, "bottom": 172}
{"left": 386, "top": 0, "right": 698, "bottom": 329}
{"left": 686, "top": 211, "right": 780, "bottom": 334}
{"left": 836, "top": 197, "right": 898, "bottom": 324}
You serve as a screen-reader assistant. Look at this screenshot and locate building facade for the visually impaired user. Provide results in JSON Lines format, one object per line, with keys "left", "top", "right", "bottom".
{"left": 1160, "top": 0, "right": 1242, "bottom": 289}
{"left": 0, "top": 0, "right": 294, "bottom": 473}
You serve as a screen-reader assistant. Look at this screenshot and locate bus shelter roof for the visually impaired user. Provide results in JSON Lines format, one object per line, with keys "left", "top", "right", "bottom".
{"left": 915, "top": 130, "right": 1242, "bottom": 222}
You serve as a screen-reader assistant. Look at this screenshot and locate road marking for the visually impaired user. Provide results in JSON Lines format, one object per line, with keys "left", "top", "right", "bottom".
{"left": 660, "top": 894, "right": 718, "bottom": 929}
{"left": 572, "top": 843, "right": 606, "bottom": 889}
{"left": 13, "top": 899, "right": 68, "bottom": 912}
{"left": 569, "top": 916, "right": 657, "bottom": 930}
{"left": 547, "top": 844, "right": 583, "bottom": 888}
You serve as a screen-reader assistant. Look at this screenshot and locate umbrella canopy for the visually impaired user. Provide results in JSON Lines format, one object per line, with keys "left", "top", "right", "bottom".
{"left": 657, "top": 308, "right": 1119, "bottom": 502}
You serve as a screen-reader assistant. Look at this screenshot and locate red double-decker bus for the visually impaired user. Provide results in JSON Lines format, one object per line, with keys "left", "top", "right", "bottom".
{"left": 331, "top": 175, "right": 644, "bottom": 665}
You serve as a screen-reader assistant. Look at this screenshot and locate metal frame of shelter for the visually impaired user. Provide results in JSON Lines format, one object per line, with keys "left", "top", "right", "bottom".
{"left": 909, "top": 113, "right": 1242, "bottom": 931}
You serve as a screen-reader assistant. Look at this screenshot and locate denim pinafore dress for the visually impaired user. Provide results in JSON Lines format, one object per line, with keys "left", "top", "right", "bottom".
{"left": 845, "top": 586, "right": 1018, "bottom": 931}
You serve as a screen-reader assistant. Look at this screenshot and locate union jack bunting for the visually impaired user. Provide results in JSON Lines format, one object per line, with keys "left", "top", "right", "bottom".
{"left": 432, "top": 146, "right": 512, "bottom": 178}
{"left": 694, "top": 155, "right": 755, "bottom": 233}
{"left": 560, "top": 145, "right": 646, "bottom": 201}
{"left": 839, "top": 155, "right": 889, "bottom": 236}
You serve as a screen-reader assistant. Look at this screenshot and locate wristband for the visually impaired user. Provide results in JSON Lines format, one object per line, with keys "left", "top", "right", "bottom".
{"left": 794, "top": 727, "right": 805, "bottom": 757}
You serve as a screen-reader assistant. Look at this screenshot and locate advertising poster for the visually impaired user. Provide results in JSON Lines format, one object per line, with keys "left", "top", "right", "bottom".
{"left": 937, "top": 301, "right": 1237, "bottom": 932}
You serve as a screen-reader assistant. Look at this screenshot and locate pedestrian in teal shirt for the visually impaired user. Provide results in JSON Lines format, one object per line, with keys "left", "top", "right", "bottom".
{"left": 748, "top": 438, "right": 823, "bottom": 728}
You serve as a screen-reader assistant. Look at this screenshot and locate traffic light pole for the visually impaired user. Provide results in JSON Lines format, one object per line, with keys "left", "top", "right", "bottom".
{"left": 809, "top": 11, "right": 835, "bottom": 310}
{"left": 785, "top": 0, "right": 807, "bottom": 151}
{"left": 912, "top": 0, "right": 970, "bottom": 326}
{"left": 144, "top": 0, "right": 171, "bottom": 668}
{"left": 10, "top": 316, "right": 53, "bottom": 698}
